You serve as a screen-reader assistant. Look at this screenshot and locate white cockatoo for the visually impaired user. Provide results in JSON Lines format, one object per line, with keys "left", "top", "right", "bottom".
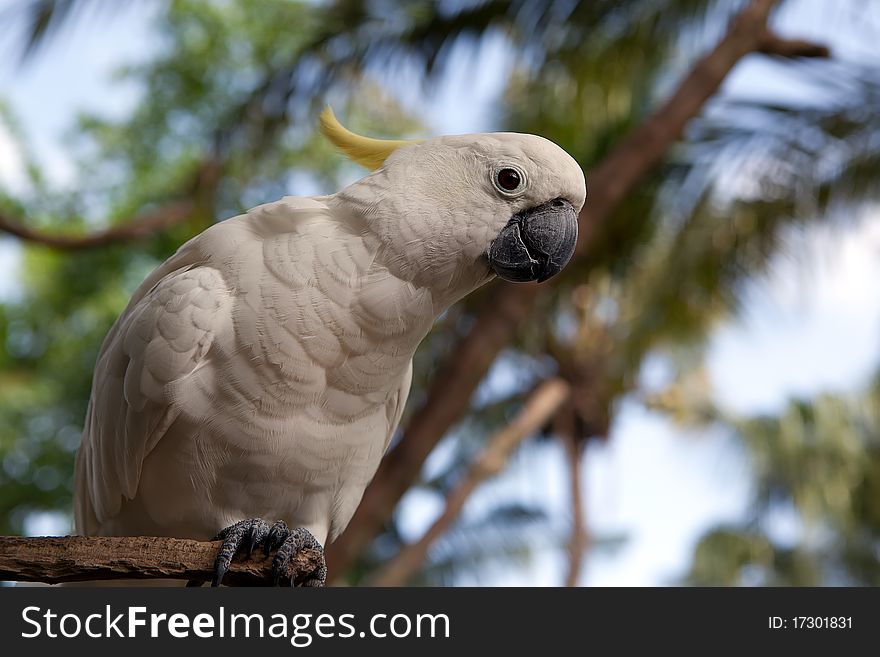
{"left": 74, "top": 108, "right": 586, "bottom": 585}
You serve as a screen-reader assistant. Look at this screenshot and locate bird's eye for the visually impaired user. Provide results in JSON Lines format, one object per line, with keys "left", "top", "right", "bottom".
{"left": 496, "top": 168, "right": 522, "bottom": 192}
{"left": 491, "top": 165, "right": 527, "bottom": 196}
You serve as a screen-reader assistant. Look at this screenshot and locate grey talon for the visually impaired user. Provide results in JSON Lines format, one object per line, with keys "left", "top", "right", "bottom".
{"left": 208, "top": 518, "right": 270, "bottom": 587}
{"left": 270, "top": 527, "right": 326, "bottom": 587}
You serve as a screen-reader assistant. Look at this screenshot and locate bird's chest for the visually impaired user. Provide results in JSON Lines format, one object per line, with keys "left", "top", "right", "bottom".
{"left": 221, "top": 263, "right": 432, "bottom": 418}
{"left": 186, "top": 253, "right": 432, "bottom": 501}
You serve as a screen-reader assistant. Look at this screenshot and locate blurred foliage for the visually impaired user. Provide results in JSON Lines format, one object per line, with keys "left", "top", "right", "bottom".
{"left": 2, "top": 0, "right": 880, "bottom": 585}
{"left": 654, "top": 379, "right": 880, "bottom": 585}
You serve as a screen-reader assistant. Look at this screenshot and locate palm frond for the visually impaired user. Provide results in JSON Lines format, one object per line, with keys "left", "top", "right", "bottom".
{"left": 3, "top": 0, "right": 133, "bottom": 63}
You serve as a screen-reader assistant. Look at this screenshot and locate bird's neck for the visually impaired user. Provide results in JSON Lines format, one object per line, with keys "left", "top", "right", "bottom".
{"left": 327, "top": 185, "right": 493, "bottom": 315}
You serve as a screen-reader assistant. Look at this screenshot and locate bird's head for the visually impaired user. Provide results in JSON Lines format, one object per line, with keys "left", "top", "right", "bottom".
{"left": 321, "top": 108, "right": 586, "bottom": 300}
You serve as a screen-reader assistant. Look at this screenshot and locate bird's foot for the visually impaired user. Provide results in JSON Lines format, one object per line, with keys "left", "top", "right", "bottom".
{"left": 193, "top": 518, "right": 326, "bottom": 587}
{"left": 266, "top": 521, "right": 327, "bottom": 587}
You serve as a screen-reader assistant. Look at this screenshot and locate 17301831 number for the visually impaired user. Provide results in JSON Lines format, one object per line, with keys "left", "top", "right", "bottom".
{"left": 769, "top": 617, "right": 852, "bottom": 629}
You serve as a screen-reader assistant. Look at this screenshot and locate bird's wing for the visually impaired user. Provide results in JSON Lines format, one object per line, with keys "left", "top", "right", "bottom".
{"left": 75, "top": 259, "right": 233, "bottom": 534}
{"left": 75, "top": 196, "right": 336, "bottom": 534}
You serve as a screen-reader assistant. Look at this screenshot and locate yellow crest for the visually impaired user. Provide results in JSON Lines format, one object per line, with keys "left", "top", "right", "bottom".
{"left": 319, "top": 106, "right": 419, "bottom": 171}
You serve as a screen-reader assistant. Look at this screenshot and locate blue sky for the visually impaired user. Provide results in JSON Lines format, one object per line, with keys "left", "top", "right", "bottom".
{"left": 1, "top": 0, "right": 879, "bottom": 585}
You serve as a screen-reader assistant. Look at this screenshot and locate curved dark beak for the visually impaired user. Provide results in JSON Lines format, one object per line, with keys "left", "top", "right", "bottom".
{"left": 487, "top": 198, "right": 578, "bottom": 283}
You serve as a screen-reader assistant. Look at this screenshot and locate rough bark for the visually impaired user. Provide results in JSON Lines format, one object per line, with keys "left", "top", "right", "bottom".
{"left": 0, "top": 535, "right": 323, "bottom": 586}
{"left": 327, "top": 0, "right": 830, "bottom": 576}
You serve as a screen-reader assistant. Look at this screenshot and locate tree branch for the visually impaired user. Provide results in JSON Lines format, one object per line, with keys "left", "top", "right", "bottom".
{"left": 367, "top": 378, "right": 571, "bottom": 587}
{"left": 0, "top": 201, "right": 197, "bottom": 251}
{"left": 327, "top": 0, "right": 824, "bottom": 577}
{"left": 560, "top": 431, "right": 588, "bottom": 587}
{"left": 0, "top": 160, "right": 220, "bottom": 250}
{"left": 757, "top": 31, "right": 830, "bottom": 59}
{"left": 0, "top": 535, "right": 323, "bottom": 586}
